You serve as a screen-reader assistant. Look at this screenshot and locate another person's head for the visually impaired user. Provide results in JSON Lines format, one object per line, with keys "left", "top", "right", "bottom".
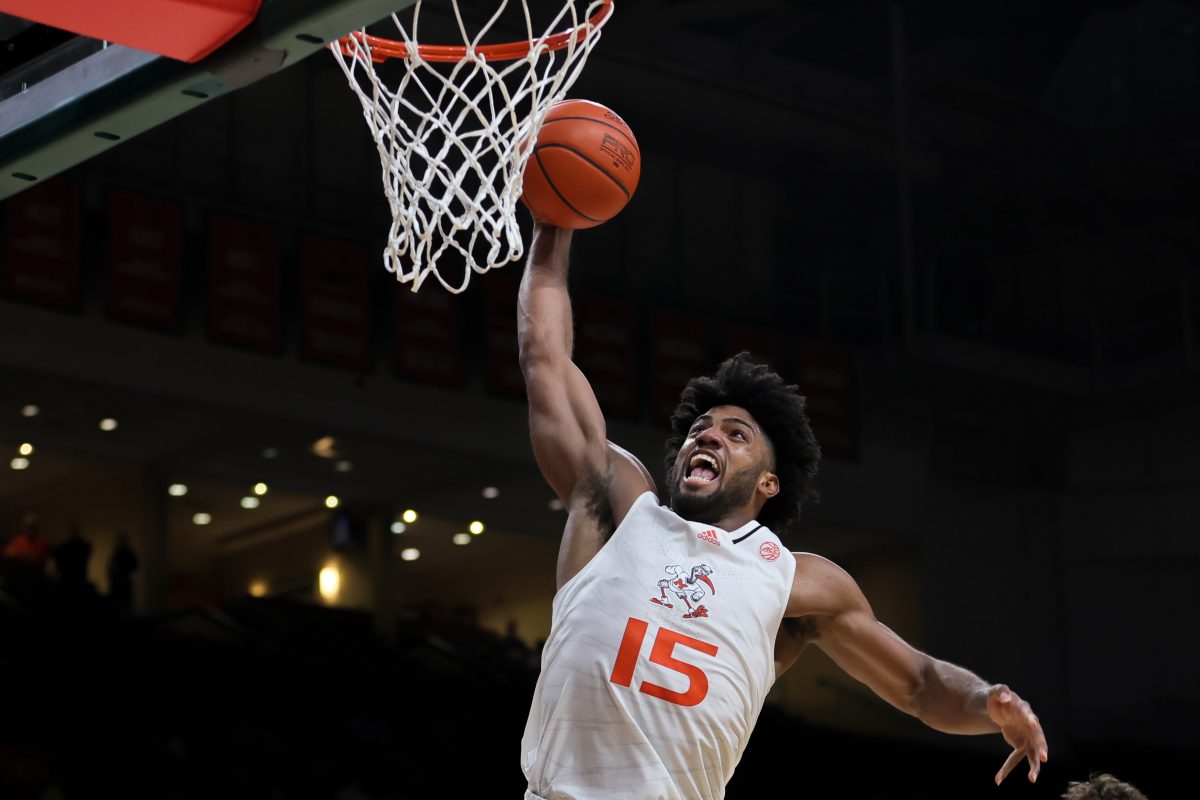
{"left": 1062, "top": 773, "right": 1148, "bottom": 800}
{"left": 664, "top": 353, "right": 820, "bottom": 532}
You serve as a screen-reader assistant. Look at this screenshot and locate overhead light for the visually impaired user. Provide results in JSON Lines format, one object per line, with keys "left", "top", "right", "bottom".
{"left": 335, "top": 460, "right": 353, "bottom": 473}
{"left": 548, "top": 498, "right": 564, "bottom": 511}
{"left": 10, "top": 457, "right": 30, "bottom": 471}
{"left": 390, "top": 521, "right": 407, "bottom": 535}
{"left": 253, "top": 482, "right": 268, "bottom": 496}
{"left": 452, "top": 533, "right": 471, "bottom": 546}
{"left": 262, "top": 447, "right": 278, "bottom": 459}
{"left": 482, "top": 486, "right": 500, "bottom": 499}
{"left": 99, "top": 417, "right": 118, "bottom": 431}
{"left": 167, "top": 483, "right": 188, "bottom": 497}
{"left": 21, "top": 404, "right": 39, "bottom": 417}
{"left": 18, "top": 443, "right": 33, "bottom": 456}
{"left": 400, "top": 547, "right": 420, "bottom": 562}
{"left": 468, "top": 520, "right": 485, "bottom": 535}
{"left": 248, "top": 580, "right": 268, "bottom": 598}
{"left": 325, "top": 495, "right": 340, "bottom": 509}
{"left": 240, "top": 496, "right": 260, "bottom": 509}
{"left": 318, "top": 565, "right": 340, "bottom": 601}
{"left": 311, "top": 436, "right": 337, "bottom": 458}
{"left": 401, "top": 509, "right": 417, "bottom": 524}
{"left": 192, "top": 512, "right": 212, "bottom": 526}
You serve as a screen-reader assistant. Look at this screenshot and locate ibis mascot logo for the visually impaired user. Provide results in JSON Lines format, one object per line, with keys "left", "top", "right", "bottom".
{"left": 649, "top": 564, "right": 715, "bottom": 620}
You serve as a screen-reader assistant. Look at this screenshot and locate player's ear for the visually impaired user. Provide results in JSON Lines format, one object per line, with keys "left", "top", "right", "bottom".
{"left": 758, "top": 470, "right": 779, "bottom": 500}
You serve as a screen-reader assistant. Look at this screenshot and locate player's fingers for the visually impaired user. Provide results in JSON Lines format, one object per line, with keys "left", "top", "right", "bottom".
{"left": 995, "top": 748, "right": 1023, "bottom": 785}
{"left": 1026, "top": 749, "right": 1041, "bottom": 783}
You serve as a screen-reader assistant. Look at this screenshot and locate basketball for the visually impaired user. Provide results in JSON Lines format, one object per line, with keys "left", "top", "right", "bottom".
{"left": 521, "top": 99, "right": 640, "bottom": 229}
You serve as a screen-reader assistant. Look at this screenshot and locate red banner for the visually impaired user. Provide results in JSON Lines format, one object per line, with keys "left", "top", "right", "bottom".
{"left": 793, "top": 339, "right": 858, "bottom": 461}
{"left": 207, "top": 214, "right": 281, "bottom": 352}
{"left": 106, "top": 190, "right": 183, "bottom": 332}
{"left": 394, "top": 279, "right": 463, "bottom": 387}
{"left": 649, "top": 308, "right": 712, "bottom": 427}
{"left": 483, "top": 270, "right": 525, "bottom": 399}
{"left": 1, "top": 179, "right": 80, "bottom": 311}
{"left": 300, "top": 235, "right": 371, "bottom": 370}
{"left": 576, "top": 294, "right": 637, "bottom": 419}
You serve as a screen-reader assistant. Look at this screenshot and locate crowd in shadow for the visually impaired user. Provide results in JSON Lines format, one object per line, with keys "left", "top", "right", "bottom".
{"left": 0, "top": 514, "right": 137, "bottom": 613}
{"left": 0, "top": 517, "right": 1162, "bottom": 800}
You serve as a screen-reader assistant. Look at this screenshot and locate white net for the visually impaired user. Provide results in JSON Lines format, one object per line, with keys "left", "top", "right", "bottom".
{"left": 331, "top": 0, "right": 613, "bottom": 293}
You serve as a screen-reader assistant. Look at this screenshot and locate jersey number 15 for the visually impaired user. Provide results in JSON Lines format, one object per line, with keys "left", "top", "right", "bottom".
{"left": 609, "top": 617, "right": 719, "bottom": 707}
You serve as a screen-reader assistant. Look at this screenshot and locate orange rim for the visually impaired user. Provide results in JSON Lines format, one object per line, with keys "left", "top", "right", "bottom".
{"left": 335, "top": 0, "right": 613, "bottom": 64}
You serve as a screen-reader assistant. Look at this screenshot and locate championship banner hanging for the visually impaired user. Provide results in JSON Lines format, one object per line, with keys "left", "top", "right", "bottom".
{"left": 300, "top": 234, "right": 372, "bottom": 371}
{"left": 576, "top": 295, "right": 638, "bottom": 419}
{"left": 207, "top": 213, "right": 281, "bottom": 353}
{"left": 107, "top": 190, "right": 183, "bottom": 332}
{"left": 1, "top": 179, "right": 80, "bottom": 311}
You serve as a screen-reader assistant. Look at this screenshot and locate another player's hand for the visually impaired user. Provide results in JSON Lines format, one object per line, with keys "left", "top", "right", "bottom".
{"left": 987, "top": 685, "right": 1048, "bottom": 785}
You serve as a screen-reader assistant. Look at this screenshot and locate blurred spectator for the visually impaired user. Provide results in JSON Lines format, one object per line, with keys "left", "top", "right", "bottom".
{"left": 52, "top": 519, "right": 93, "bottom": 592}
{"left": 1062, "top": 773, "right": 1148, "bottom": 800}
{"left": 107, "top": 532, "right": 139, "bottom": 612}
{"left": 3, "top": 513, "right": 52, "bottom": 568}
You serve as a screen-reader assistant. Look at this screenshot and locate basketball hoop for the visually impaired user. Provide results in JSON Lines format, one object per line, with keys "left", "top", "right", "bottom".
{"left": 330, "top": 1, "right": 614, "bottom": 293}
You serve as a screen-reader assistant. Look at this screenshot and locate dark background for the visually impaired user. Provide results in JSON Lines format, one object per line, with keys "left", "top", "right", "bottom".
{"left": 2, "top": 1, "right": 1198, "bottom": 797}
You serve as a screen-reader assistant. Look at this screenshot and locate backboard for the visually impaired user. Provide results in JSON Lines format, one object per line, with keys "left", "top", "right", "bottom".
{"left": 0, "top": 0, "right": 414, "bottom": 201}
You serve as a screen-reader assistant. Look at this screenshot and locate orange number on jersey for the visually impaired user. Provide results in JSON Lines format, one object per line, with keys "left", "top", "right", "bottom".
{"left": 609, "top": 617, "right": 719, "bottom": 707}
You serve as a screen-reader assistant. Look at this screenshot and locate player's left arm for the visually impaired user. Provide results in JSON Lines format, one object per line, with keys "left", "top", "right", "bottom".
{"left": 786, "top": 553, "right": 1048, "bottom": 785}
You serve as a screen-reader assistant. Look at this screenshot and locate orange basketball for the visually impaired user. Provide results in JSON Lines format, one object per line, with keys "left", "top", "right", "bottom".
{"left": 521, "top": 99, "right": 640, "bottom": 229}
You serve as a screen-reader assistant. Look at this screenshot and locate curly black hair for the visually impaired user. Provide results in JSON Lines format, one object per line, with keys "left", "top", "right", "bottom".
{"left": 663, "top": 352, "right": 821, "bottom": 533}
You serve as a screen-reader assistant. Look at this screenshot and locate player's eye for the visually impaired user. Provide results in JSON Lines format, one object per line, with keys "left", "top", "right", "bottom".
{"left": 731, "top": 429, "right": 747, "bottom": 440}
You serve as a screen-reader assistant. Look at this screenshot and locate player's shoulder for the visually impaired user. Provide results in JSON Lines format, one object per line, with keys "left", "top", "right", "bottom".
{"left": 786, "top": 551, "right": 867, "bottom": 617}
{"left": 606, "top": 440, "right": 657, "bottom": 524}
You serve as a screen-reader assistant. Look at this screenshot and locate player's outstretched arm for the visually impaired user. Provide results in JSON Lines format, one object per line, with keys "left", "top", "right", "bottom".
{"left": 784, "top": 554, "right": 1048, "bottom": 785}
{"left": 518, "top": 223, "right": 653, "bottom": 527}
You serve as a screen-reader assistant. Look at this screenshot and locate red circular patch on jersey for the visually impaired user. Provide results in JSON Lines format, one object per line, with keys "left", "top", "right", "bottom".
{"left": 759, "top": 542, "right": 780, "bottom": 561}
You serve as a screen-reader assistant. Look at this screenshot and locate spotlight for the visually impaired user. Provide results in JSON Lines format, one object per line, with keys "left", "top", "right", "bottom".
{"left": 99, "top": 417, "right": 118, "bottom": 431}
{"left": 401, "top": 509, "right": 417, "bottom": 524}
{"left": 482, "top": 486, "right": 500, "bottom": 499}
{"left": 21, "top": 404, "right": 39, "bottom": 417}
{"left": 325, "top": 495, "right": 340, "bottom": 509}
{"left": 253, "top": 482, "right": 268, "bottom": 496}
{"left": 400, "top": 547, "right": 421, "bottom": 562}
{"left": 469, "top": 520, "right": 485, "bottom": 535}
{"left": 10, "top": 457, "right": 30, "bottom": 471}
{"left": 192, "top": 512, "right": 212, "bottom": 526}
{"left": 167, "top": 483, "right": 188, "bottom": 497}
{"left": 18, "top": 443, "right": 33, "bottom": 456}
{"left": 240, "top": 496, "right": 260, "bottom": 509}
{"left": 452, "top": 533, "right": 471, "bottom": 545}
{"left": 390, "top": 522, "right": 407, "bottom": 535}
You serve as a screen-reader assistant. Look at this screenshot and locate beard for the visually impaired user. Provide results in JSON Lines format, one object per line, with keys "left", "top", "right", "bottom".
{"left": 667, "top": 464, "right": 762, "bottom": 524}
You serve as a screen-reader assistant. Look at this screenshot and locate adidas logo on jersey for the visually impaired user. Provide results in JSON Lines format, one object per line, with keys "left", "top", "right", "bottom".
{"left": 697, "top": 529, "right": 720, "bottom": 547}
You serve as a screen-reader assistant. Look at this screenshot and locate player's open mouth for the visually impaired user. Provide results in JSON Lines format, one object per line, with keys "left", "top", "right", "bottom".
{"left": 683, "top": 452, "right": 721, "bottom": 488}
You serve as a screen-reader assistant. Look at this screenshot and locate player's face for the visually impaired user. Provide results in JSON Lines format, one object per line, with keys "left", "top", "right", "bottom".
{"left": 668, "top": 405, "right": 774, "bottom": 523}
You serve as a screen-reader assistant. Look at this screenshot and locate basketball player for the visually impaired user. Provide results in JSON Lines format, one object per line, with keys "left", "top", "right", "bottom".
{"left": 517, "top": 222, "right": 1048, "bottom": 799}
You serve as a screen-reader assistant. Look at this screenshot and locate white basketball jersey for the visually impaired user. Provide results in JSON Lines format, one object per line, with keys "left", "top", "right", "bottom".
{"left": 522, "top": 491, "right": 796, "bottom": 800}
